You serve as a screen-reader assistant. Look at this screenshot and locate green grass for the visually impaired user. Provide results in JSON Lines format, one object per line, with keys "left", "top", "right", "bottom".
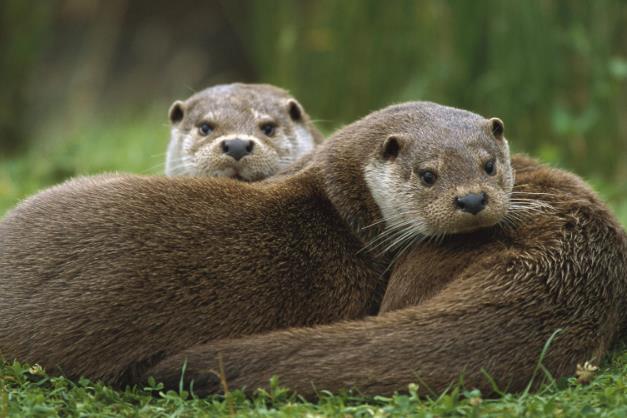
{"left": 1, "top": 350, "right": 626, "bottom": 417}
{"left": 0, "top": 112, "right": 626, "bottom": 416}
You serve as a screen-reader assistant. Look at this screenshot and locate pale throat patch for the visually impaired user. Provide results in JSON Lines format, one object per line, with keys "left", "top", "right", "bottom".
{"left": 364, "top": 160, "right": 431, "bottom": 238}
{"left": 166, "top": 128, "right": 193, "bottom": 176}
{"left": 363, "top": 161, "right": 408, "bottom": 227}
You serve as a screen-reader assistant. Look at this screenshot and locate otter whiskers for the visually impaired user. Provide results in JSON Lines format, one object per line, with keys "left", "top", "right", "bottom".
{"left": 277, "top": 156, "right": 295, "bottom": 167}
{"left": 360, "top": 211, "right": 428, "bottom": 257}
{"left": 500, "top": 194, "right": 554, "bottom": 229}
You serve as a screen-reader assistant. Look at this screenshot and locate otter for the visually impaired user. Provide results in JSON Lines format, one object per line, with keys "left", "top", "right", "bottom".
{"left": 165, "top": 83, "right": 323, "bottom": 181}
{"left": 143, "top": 155, "right": 627, "bottom": 398}
{"left": 0, "top": 102, "right": 511, "bottom": 386}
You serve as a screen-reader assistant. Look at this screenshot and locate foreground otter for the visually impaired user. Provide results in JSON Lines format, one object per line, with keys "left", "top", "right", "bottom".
{"left": 165, "top": 83, "right": 323, "bottom": 180}
{"left": 0, "top": 102, "right": 511, "bottom": 385}
{"left": 144, "top": 155, "right": 627, "bottom": 398}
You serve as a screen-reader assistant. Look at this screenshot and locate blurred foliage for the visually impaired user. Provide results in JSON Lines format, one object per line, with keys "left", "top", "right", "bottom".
{"left": 0, "top": 0, "right": 625, "bottom": 215}
{"left": 230, "top": 0, "right": 627, "bottom": 183}
{"left": 0, "top": 0, "right": 55, "bottom": 153}
{"left": 0, "top": 107, "right": 167, "bottom": 214}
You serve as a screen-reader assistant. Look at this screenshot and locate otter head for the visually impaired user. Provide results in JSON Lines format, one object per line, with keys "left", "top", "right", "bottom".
{"left": 357, "top": 102, "right": 513, "bottom": 252}
{"left": 165, "top": 83, "right": 322, "bottom": 181}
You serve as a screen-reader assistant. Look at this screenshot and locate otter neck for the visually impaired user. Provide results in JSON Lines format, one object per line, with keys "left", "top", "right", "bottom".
{"left": 314, "top": 148, "right": 387, "bottom": 248}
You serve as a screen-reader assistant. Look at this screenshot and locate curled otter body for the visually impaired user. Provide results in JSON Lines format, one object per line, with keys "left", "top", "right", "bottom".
{"left": 166, "top": 83, "right": 323, "bottom": 181}
{"left": 0, "top": 102, "right": 511, "bottom": 386}
{"left": 144, "top": 155, "right": 627, "bottom": 398}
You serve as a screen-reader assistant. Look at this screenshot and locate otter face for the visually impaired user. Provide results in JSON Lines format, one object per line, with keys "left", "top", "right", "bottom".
{"left": 364, "top": 108, "right": 513, "bottom": 246}
{"left": 165, "top": 84, "right": 319, "bottom": 181}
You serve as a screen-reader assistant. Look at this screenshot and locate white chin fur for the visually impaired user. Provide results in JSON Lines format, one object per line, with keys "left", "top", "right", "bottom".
{"left": 364, "top": 160, "right": 408, "bottom": 226}
{"left": 165, "top": 129, "right": 193, "bottom": 176}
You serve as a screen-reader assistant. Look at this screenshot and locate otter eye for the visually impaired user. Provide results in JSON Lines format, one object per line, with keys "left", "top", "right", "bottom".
{"left": 198, "top": 123, "right": 213, "bottom": 136}
{"left": 420, "top": 171, "right": 437, "bottom": 187}
{"left": 484, "top": 159, "right": 497, "bottom": 176}
{"left": 260, "top": 123, "right": 277, "bottom": 137}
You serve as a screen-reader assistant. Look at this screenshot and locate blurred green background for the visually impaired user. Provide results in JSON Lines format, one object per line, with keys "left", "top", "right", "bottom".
{"left": 0, "top": 0, "right": 626, "bottom": 224}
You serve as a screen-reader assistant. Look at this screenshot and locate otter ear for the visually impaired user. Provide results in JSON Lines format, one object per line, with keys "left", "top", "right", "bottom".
{"left": 287, "top": 99, "right": 303, "bottom": 122}
{"left": 488, "top": 117, "right": 505, "bottom": 140}
{"left": 169, "top": 100, "right": 185, "bottom": 125}
{"left": 381, "top": 136, "right": 402, "bottom": 161}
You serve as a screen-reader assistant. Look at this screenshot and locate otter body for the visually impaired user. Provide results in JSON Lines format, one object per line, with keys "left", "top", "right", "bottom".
{"left": 144, "top": 155, "right": 627, "bottom": 398}
{"left": 0, "top": 102, "right": 512, "bottom": 386}
{"left": 0, "top": 172, "right": 381, "bottom": 384}
{"left": 165, "top": 83, "right": 323, "bottom": 180}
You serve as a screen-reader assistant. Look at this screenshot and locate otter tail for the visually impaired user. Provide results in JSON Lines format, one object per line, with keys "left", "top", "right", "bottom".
{"left": 140, "top": 277, "right": 620, "bottom": 398}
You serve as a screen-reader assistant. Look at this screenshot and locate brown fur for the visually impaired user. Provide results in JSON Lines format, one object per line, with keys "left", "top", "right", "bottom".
{"left": 0, "top": 102, "right": 509, "bottom": 386}
{"left": 143, "top": 155, "right": 627, "bottom": 398}
{"left": 166, "top": 83, "right": 324, "bottom": 180}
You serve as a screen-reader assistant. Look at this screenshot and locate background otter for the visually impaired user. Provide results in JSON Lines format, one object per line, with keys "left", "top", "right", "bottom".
{"left": 143, "top": 155, "right": 627, "bottom": 398}
{"left": 165, "top": 83, "right": 323, "bottom": 181}
{"left": 0, "top": 102, "right": 511, "bottom": 386}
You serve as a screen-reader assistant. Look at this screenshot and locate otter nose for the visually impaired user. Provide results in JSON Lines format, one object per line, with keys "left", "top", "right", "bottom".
{"left": 221, "top": 138, "right": 254, "bottom": 161}
{"left": 455, "top": 192, "right": 487, "bottom": 215}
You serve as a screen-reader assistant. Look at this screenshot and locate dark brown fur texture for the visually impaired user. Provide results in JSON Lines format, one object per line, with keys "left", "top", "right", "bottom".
{"left": 143, "top": 155, "right": 627, "bottom": 398}
{"left": 166, "top": 83, "right": 324, "bottom": 180}
{"left": 0, "top": 102, "right": 510, "bottom": 386}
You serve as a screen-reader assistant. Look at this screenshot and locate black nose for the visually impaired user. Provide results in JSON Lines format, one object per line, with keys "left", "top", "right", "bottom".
{"left": 221, "top": 138, "right": 254, "bottom": 161}
{"left": 455, "top": 192, "right": 487, "bottom": 215}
